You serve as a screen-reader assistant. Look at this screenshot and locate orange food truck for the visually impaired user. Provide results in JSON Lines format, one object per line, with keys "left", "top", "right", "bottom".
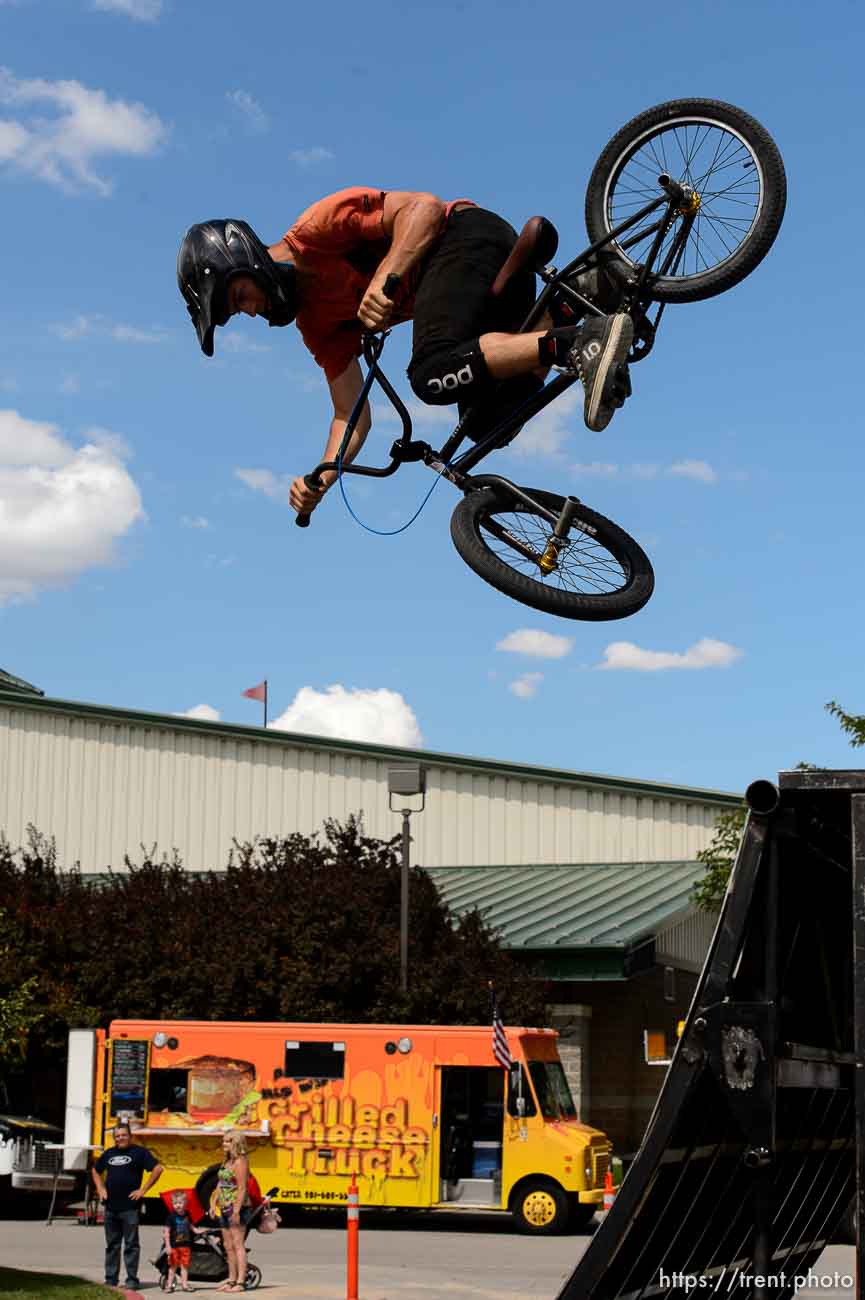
{"left": 65, "top": 1020, "right": 611, "bottom": 1233}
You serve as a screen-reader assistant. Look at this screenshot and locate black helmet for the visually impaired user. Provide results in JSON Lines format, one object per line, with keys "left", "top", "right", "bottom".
{"left": 176, "top": 219, "right": 297, "bottom": 356}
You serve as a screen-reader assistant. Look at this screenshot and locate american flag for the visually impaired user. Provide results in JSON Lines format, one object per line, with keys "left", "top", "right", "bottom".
{"left": 491, "top": 989, "right": 512, "bottom": 1070}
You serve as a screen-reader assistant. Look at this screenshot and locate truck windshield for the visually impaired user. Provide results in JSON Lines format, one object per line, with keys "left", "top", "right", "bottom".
{"left": 527, "top": 1061, "right": 578, "bottom": 1121}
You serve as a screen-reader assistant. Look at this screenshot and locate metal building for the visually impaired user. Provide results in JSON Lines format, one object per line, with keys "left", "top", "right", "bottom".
{"left": 0, "top": 670, "right": 739, "bottom": 1151}
{"left": 0, "top": 676, "right": 738, "bottom": 874}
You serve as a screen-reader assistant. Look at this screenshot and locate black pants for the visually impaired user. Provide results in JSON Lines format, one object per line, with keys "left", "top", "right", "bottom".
{"left": 408, "top": 207, "right": 541, "bottom": 435}
{"left": 104, "top": 1206, "right": 141, "bottom": 1286}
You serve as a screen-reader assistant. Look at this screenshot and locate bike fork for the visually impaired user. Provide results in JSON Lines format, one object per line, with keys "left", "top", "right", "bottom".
{"left": 539, "top": 496, "right": 581, "bottom": 575}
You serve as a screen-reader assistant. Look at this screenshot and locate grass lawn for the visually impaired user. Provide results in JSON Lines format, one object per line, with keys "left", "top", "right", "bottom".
{"left": 0, "top": 1266, "right": 118, "bottom": 1298}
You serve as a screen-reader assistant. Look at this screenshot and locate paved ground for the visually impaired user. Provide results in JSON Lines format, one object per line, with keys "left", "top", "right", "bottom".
{"left": 0, "top": 1213, "right": 856, "bottom": 1300}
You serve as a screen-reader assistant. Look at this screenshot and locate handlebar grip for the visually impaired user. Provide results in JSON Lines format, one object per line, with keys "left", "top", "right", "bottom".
{"left": 382, "top": 273, "right": 401, "bottom": 300}
{"left": 294, "top": 473, "right": 321, "bottom": 529}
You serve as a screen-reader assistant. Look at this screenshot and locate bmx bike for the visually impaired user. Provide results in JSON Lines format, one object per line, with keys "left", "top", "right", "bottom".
{"left": 297, "top": 98, "right": 786, "bottom": 622}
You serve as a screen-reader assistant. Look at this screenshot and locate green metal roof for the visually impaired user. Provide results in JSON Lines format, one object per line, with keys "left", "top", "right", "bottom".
{"left": 0, "top": 669, "right": 42, "bottom": 696}
{"left": 427, "top": 861, "right": 704, "bottom": 951}
{"left": 0, "top": 686, "right": 741, "bottom": 809}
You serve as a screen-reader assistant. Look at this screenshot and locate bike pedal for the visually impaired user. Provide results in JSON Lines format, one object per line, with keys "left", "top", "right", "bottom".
{"left": 612, "top": 364, "right": 632, "bottom": 404}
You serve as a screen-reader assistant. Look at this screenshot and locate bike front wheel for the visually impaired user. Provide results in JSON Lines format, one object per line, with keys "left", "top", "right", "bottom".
{"left": 585, "top": 98, "right": 786, "bottom": 303}
{"left": 450, "top": 485, "right": 654, "bottom": 621}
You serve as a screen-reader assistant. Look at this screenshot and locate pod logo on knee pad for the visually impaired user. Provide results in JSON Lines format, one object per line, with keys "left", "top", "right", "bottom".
{"left": 427, "top": 363, "right": 474, "bottom": 395}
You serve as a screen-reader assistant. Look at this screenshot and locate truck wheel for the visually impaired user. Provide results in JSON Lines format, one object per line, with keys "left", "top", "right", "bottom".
{"left": 511, "top": 1179, "right": 569, "bottom": 1234}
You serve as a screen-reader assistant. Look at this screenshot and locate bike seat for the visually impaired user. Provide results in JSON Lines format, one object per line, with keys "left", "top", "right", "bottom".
{"left": 490, "top": 216, "right": 559, "bottom": 297}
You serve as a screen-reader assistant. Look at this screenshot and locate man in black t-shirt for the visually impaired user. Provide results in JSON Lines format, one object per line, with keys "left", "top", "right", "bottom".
{"left": 92, "top": 1121, "right": 164, "bottom": 1290}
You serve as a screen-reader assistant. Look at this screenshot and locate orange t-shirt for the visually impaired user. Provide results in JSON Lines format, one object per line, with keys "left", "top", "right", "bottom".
{"left": 282, "top": 187, "right": 473, "bottom": 382}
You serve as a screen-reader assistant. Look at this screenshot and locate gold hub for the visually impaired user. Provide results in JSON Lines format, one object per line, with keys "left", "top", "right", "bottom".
{"left": 538, "top": 541, "right": 559, "bottom": 575}
{"left": 523, "top": 1189, "right": 558, "bottom": 1227}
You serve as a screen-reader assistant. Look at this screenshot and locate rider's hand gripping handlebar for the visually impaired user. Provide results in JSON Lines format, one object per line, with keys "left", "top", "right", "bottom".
{"left": 294, "top": 274, "right": 401, "bottom": 528}
{"left": 294, "top": 473, "right": 322, "bottom": 529}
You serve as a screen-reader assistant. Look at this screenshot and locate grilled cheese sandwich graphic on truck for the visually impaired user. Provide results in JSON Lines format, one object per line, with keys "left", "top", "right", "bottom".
{"left": 66, "top": 1020, "right": 611, "bottom": 1233}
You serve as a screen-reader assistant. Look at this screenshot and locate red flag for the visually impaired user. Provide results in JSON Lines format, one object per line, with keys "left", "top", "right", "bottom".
{"left": 242, "top": 681, "right": 266, "bottom": 702}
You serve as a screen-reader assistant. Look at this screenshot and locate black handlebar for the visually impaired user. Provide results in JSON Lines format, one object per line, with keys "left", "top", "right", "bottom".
{"left": 295, "top": 278, "right": 401, "bottom": 529}
{"left": 295, "top": 473, "right": 321, "bottom": 529}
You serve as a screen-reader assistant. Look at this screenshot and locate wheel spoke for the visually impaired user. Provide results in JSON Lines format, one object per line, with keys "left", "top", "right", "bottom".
{"left": 606, "top": 117, "right": 764, "bottom": 283}
{"left": 481, "top": 511, "right": 629, "bottom": 596}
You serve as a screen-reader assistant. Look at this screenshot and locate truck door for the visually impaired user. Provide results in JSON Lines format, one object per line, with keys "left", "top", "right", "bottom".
{"left": 436, "top": 1066, "right": 504, "bottom": 1207}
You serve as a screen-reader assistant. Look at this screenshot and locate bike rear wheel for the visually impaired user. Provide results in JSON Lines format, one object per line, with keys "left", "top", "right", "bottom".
{"left": 585, "top": 98, "right": 786, "bottom": 303}
{"left": 450, "top": 485, "right": 654, "bottom": 621}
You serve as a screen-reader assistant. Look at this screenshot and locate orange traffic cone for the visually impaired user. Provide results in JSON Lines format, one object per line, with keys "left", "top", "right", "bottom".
{"left": 603, "top": 1168, "right": 616, "bottom": 1212}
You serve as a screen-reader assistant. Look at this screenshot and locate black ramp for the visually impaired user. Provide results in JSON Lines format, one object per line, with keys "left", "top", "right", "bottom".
{"left": 556, "top": 770, "right": 862, "bottom": 1300}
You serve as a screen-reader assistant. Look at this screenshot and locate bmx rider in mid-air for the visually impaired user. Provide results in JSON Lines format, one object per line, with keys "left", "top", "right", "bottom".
{"left": 177, "top": 187, "right": 632, "bottom": 520}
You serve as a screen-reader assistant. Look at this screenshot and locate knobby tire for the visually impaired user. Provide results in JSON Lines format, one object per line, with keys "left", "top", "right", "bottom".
{"left": 450, "top": 485, "right": 654, "bottom": 621}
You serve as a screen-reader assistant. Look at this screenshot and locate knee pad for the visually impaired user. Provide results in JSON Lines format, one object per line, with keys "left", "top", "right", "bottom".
{"left": 409, "top": 341, "right": 491, "bottom": 406}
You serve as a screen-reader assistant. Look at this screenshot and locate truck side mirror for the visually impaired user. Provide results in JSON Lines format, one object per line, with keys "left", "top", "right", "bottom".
{"left": 507, "top": 1063, "right": 524, "bottom": 1117}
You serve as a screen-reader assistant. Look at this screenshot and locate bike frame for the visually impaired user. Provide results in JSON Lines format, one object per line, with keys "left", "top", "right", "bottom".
{"left": 301, "top": 176, "right": 694, "bottom": 527}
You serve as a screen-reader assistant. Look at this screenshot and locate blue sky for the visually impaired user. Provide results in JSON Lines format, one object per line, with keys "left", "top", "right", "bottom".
{"left": 0, "top": 0, "right": 862, "bottom": 795}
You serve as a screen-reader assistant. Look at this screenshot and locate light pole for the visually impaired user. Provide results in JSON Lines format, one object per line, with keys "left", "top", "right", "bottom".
{"left": 387, "top": 765, "right": 426, "bottom": 994}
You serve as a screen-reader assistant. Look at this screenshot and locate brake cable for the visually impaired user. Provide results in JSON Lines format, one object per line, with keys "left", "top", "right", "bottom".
{"left": 335, "top": 437, "right": 451, "bottom": 537}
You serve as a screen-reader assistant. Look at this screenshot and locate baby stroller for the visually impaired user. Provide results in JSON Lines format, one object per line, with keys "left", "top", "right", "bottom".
{"left": 152, "top": 1180, "right": 279, "bottom": 1292}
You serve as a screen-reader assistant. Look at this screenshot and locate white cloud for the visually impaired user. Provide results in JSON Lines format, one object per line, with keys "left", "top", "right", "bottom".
{"left": 111, "top": 324, "right": 170, "bottom": 344}
{"left": 598, "top": 637, "right": 744, "bottom": 672}
{"left": 0, "top": 409, "right": 144, "bottom": 603}
{"left": 509, "top": 386, "right": 581, "bottom": 457}
{"left": 54, "top": 315, "right": 98, "bottom": 341}
{"left": 572, "top": 461, "right": 619, "bottom": 478}
{"left": 373, "top": 400, "right": 454, "bottom": 430}
{"left": 175, "top": 703, "right": 221, "bottom": 721}
{"left": 86, "top": 426, "right": 133, "bottom": 460}
{"left": 568, "top": 460, "right": 728, "bottom": 483}
{"left": 0, "top": 67, "right": 167, "bottom": 194}
{"left": 227, "top": 90, "right": 268, "bottom": 134}
{"left": 668, "top": 459, "right": 718, "bottom": 484}
{"left": 509, "top": 672, "right": 543, "bottom": 699}
{"left": 288, "top": 147, "right": 334, "bottom": 167}
{"left": 496, "top": 628, "right": 574, "bottom": 660}
{"left": 52, "top": 316, "right": 170, "bottom": 345}
{"left": 220, "top": 333, "right": 271, "bottom": 355}
{"left": 235, "top": 468, "right": 291, "bottom": 502}
{"left": 181, "top": 515, "right": 209, "bottom": 529}
{"left": 270, "top": 684, "right": 422, "bottom": 747}
{"left": 92, "top": 0, "right": 162, "bottom": 19}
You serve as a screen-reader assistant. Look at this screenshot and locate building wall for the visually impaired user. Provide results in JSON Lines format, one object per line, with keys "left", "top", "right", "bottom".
{"left": 546, "top": 1003, "right": 592, "bottom": 1120}
{"left": 552, "top": 967, "right": 700, "bottom": 1153}
{"left": 0, "top": 697, "right": 736, "bottom": 873}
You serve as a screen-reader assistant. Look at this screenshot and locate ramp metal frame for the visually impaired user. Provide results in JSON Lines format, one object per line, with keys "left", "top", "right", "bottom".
{"left": 557, "top": 770, "right": 863, "bottom": 1300}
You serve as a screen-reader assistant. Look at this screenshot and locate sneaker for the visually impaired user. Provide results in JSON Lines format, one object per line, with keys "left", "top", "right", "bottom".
{"left": 557, "top": 252, "right": 626, "bottom": 323}
{"left": 568, "top": 313, "right": 634, "bottom": 432}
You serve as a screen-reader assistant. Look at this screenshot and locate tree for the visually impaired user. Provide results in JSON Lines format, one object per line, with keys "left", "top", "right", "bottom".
{"left": 0, "top": 904, "right": 42, "bottom": 1076}
{"left": 825, "top": 701, "right": 865, "bottom": 749}
{"left": 691, "top": 701, "right": 865, "bottom": 912}
{"left": 690, "top": 805, "right": 747, "bottom": 912}
{"left": 0, "top": 816, "right": 545, "bottom": 1119}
